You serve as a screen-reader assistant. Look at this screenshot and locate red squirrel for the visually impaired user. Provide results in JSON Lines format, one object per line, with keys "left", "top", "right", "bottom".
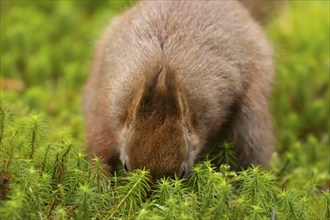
{"left": 84, "top": 0, "right": 274, "bottom": 179}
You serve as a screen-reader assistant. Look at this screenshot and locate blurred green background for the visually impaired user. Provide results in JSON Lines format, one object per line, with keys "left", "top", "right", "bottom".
{"left": 1, "top": 0, "right": 329, "bottom": 187}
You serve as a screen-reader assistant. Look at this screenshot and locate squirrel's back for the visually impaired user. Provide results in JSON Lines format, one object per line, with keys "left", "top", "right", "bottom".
{"left": 87, "top": 0, "right": 272, "bottom": 136}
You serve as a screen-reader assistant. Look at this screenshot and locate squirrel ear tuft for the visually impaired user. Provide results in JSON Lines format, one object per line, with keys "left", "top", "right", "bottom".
{"left": 136, "top": 65, "right": 181, "bottom": 119}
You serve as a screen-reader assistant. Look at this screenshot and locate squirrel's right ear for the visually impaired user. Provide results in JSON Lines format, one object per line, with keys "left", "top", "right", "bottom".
{"left": 238, "top": 0, "right": 285, "bottom": 24}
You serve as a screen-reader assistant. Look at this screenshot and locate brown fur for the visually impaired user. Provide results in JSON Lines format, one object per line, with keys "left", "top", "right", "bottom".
{"left": 84, "top": 0, "right": 274, "bottom": 178}
{"left": 238, "top": 0, "right": 284, "bottom": 23}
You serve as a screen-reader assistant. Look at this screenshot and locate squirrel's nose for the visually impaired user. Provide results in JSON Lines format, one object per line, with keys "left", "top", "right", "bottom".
{"left": 179, "top": 164, "right": 187, "bottom": 179}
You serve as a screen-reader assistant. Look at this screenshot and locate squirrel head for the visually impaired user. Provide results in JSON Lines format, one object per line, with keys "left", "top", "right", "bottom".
{"left": 119, "top": 64, "right": 200, "bottom": 180}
